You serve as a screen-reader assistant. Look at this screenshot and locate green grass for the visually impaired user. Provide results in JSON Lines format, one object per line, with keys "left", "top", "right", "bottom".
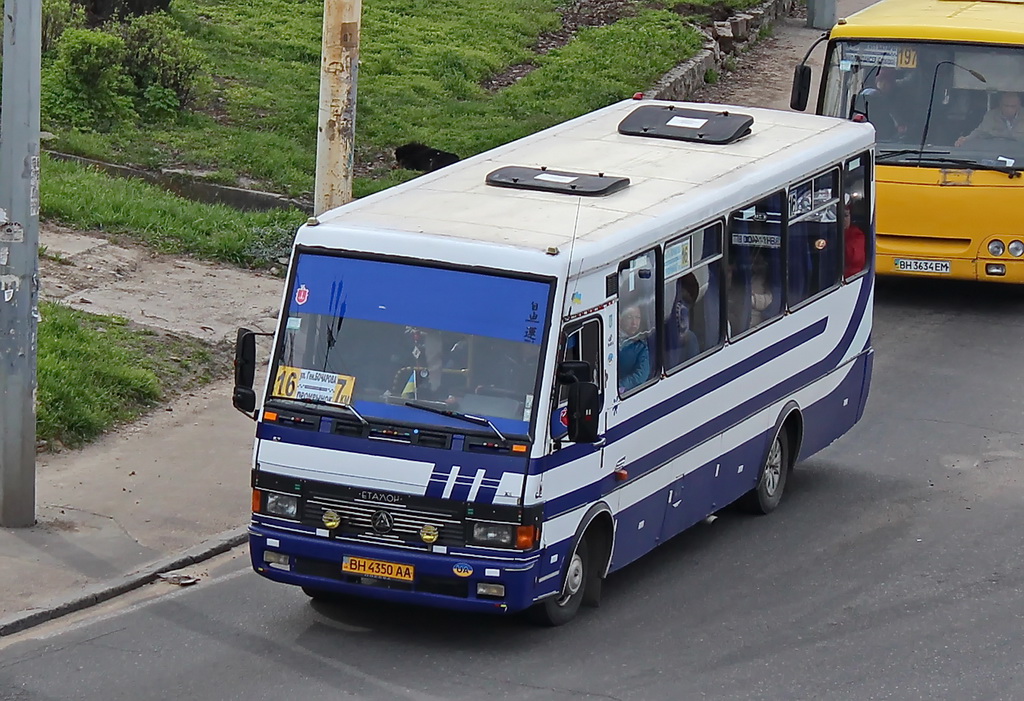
{"left": 36, "top": 302, "right": 230, "bottom": 449}
{"left": 43, "top": 0, "right": 706, "bottom": 197}
{"left": 41, "top": 154, "right": 305, "bottom": 268}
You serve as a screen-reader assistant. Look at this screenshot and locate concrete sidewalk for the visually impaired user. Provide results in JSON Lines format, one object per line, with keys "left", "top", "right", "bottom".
{"left": 0, "top": 227, "right": 282, "bottom": 637}
{"left": 0, "top": 0, "right": 875, "bottom": 638}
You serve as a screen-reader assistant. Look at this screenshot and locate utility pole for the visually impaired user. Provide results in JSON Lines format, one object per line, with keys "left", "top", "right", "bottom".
{"left": 313, "top": 0, "right": 362, "bottom": 216}
{"left": 0, "top": 0, "right": 42, "bottom": 527}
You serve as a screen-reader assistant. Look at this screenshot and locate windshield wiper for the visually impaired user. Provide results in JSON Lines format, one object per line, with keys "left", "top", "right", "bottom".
{"left": 275, "top": 395, "right": 369, "bottom": 426}
{"left": 914, "top": 156, "right": 1023, "bottom": 177}
{"left": 876, "top": 148, "right": 950, "bottom": 162}
{"left": 404, "top": 400, "right": 506, "bottom": 443}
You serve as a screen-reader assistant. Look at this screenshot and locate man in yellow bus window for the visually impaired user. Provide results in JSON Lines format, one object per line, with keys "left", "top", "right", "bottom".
{"left": 955, "top": 91, "right": 1024, "bottom": 147}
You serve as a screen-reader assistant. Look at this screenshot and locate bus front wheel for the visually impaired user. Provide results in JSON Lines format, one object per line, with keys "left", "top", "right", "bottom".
{"left": 529, "top": 537, "right": 590, "bottom": 626}
{"left": 741, "top": 429, "right": 790, "bottom": 515}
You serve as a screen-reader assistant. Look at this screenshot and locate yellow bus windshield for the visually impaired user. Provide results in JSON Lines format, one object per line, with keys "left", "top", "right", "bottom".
{"left": 821, "top": 40, "right": 1024, "bottom": 168}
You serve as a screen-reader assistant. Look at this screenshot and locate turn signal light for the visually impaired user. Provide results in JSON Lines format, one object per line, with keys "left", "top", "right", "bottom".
{"left": 516, "top": 525, "right": 539, "bottom": 549}
{"left": 251, "top": 489, "right": 261, "bottom": 513}
{"left": 263, "top": 411, "right": 278, "bottom": 422}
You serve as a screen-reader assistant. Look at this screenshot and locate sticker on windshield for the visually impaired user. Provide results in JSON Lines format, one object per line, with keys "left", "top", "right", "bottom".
{"left": 273, "top": 365, "right": 355, "bottom": 405}
{"left": 897, "top": 48, "right": 917, "bottom": 69}
{"left": 847, "top": 44, "right": 899, "bottom": 68}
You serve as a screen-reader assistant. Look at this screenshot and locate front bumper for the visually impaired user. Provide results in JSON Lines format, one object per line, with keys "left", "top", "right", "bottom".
{"left": 249, "top": 522, "right": 544, "bottom": 614}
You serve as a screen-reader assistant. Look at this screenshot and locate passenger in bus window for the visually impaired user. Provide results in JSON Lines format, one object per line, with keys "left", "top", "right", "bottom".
{"left": 860, "top": 68, "right": 910, "bottom": 141}
{"left": 665, "top": 274, "right": 700, "bottom": 368}
{"left": 749, "top": 252, "right": 775, "bottom": 326}
{"left": 843, "top": 198, "right": 868, "bottom": 278}
{"left": 955, "top": 91, "right": 1024, "bottom": 147}
{"left": 617, "top": 304, "right": 651, "bottom": 393}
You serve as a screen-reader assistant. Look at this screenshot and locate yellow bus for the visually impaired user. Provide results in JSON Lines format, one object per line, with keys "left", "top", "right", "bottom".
{"left": 792, "top": 0, "right": 1024, "bottom": 282}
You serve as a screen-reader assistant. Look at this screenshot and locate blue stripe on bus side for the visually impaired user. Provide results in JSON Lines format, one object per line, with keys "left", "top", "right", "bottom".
{"left": 535, "top": 277, "right": 871, "bottom": 477}
{"left": 565, "top": 352, "right": 871, "bottom": 576}
{"left": 540, "top": 283, "right": 872, "bottom": 519}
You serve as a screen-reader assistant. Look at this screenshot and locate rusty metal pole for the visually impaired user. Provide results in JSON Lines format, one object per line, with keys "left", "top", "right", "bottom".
{"left": 313, "top": 0, "right": 362, "bottom": 216}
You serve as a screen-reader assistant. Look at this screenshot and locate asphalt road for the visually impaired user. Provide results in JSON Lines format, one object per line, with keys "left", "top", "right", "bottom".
{"left": 2, "top": 277, "right": 1023, "bottom": 700}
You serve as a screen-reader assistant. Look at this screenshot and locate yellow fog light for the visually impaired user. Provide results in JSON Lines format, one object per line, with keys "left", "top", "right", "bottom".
{"left": 322, "top": 510, "right": 341, "bottom": 529}
{"left": 420, "top": 524, "right": 439, "bottom": 544}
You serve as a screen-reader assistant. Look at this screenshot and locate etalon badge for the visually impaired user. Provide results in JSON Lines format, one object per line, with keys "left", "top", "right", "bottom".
{"left": 420, "top": 524, "right": 439, "bottom": 544}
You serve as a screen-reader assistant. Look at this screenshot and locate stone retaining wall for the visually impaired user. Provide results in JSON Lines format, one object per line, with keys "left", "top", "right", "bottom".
{"left": 648, "top": 0, "right": 796, "bottom": 100}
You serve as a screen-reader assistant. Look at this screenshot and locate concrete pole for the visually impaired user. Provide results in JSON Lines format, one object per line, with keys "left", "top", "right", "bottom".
{"left": 313, "top": 0, "right": 362, "bottom": 216}
{"left": 807, "top": 0, "right": 838, "bottom": 30}
{"left": 0, "top": 0, "right": 42, "bottom": 527}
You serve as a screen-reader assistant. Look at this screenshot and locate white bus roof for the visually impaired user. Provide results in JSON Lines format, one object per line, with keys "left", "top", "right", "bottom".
{"left": 302, "top": 99, "right": 873, "bottom": 264}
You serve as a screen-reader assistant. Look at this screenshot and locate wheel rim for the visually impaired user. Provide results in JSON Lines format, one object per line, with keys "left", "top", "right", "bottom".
{"left": 557, "top": 550, "right": 584, "bottom": 606}
{"left": 763, "top": 436, "right": 783, "bottom": 496}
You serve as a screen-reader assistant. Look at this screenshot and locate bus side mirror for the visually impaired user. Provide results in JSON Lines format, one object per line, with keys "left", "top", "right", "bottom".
{"left": 233, "top": 328, "right": 258, "bottom": 418}
{"left": 557, "top": 360, "right": 592, "bottom": 385}
{"left": 791, "top": 64, "right": 812, "bottom": 111}
{"left": 566, "top": 381, "right": 600, "bottom": 443}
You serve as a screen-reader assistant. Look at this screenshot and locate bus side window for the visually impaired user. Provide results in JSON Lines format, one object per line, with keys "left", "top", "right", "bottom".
{"left": 617, "top": 250, "right": 659, "bottom": 396}
{"left": 727, "top": 192, "right": 785, "bottom": 336}
{"left": 789, "top": 168, "right": 842, "bottom": 305}
{"left": 663, "top": 223, "right": 725, "bottom": 370}
{"left": 557, "top": 318, "right": 603, "bottom": 407}
{"left": 554, "top": 318, "right": 603, "bottom": 441}
{"left": 843, "top": 152, "right": 872, "bottom": 280}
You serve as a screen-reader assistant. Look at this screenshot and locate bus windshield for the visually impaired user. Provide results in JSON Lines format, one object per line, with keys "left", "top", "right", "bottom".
{"left": 271, "top": 252, "right": 553, "bottom": 436}
{"left": 822, "top": 40, "right": 1024, "bottom": 168}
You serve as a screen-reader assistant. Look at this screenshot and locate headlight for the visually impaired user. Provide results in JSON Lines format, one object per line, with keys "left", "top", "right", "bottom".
{"left": 1009, "top": 240, "right": 1024, "bottom": 258}
{"left": 470, "top": 522, "right": 515, "bottom": 547}
{"left": 988, "top": 240, "right": 1005, "bottom": 256}
{"left": 265, "top": 493, "right": 299, "bottom": 519}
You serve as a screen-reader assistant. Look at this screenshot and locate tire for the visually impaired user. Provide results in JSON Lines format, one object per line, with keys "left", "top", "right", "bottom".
{"left": 529, "top": 537, "right": 589, "bottom": 626}
{"left": 740, "top": 428, "right": 790, "bottom": 515}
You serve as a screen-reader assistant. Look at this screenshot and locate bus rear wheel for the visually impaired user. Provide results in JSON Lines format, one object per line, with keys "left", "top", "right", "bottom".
{"left": 741, "top": 429, "right": 790, "bottom": 515}
{"left": 529, "top": 537, "right": 589, "bottom": 626}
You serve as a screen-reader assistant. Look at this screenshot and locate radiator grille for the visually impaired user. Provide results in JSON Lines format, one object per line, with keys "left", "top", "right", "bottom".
{"left": 304, "top": 492, "right": 464, "bottom": 547}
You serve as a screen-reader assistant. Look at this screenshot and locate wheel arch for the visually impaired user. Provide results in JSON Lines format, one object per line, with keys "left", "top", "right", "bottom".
{"left": 770, "top": 400, "right": 803, "bottom": 470}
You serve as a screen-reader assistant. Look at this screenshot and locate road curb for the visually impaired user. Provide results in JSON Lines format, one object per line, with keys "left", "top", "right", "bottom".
{"left": 0, "top": 527, "right": 248, "bottom": 638}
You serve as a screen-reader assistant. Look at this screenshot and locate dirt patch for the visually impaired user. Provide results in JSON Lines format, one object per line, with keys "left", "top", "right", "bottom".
{"left": 39, "top": 223, "right": 284, "bottom": 343}
{"left": 669, "top": 2, "right": 735, "bottom": 22}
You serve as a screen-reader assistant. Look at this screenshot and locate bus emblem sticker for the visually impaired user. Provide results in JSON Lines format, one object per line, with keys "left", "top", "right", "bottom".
{"left": 371, "top": 510, "right": 394, "bottom": 534}
{"left": 452, "top": 563, "right": 473, "bottom": 577}
{"left": 295, "top": 284, "right": 309, "bottom": 305}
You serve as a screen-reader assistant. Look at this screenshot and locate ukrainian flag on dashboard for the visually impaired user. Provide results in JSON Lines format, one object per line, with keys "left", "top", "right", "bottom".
{"left": 401, "top": 370, "right": 417, "bottom": 398}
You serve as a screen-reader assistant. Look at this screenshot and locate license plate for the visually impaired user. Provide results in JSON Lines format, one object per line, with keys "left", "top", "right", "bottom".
{"left": 342, "top": 555, "right": 414, "bottom": 582}
{"left": 894, "top": 258, "right": 951, "bottom": 274}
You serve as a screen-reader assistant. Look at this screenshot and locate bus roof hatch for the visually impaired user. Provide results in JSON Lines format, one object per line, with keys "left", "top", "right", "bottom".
{"left": 618, "top": 105, "right": 753, "bottom": 144}
{"left": 485, "top": 166, "right": 630, "bottom": 196}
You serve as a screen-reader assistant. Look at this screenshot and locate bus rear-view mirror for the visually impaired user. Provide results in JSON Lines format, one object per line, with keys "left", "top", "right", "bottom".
{"left": 566, "top": 381, "right": 600, "bottom": 443}
{"left": 233, "top": 328, "right": 258, "bottom": 417}
{"left": 557, "top": 360, "right": 592, "bottom": 385}
{"left": 791, "top": 64, "right": 812, "bottom": 111}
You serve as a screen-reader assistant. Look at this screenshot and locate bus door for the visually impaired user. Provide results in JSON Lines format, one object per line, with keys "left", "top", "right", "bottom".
{"left": 546, "top": 316, "right": 609, "bottom": 509}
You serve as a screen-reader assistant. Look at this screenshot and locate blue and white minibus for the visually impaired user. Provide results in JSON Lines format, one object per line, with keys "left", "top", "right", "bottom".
{"left": 233, "top": 97, "right": 876, "bottom": 626}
